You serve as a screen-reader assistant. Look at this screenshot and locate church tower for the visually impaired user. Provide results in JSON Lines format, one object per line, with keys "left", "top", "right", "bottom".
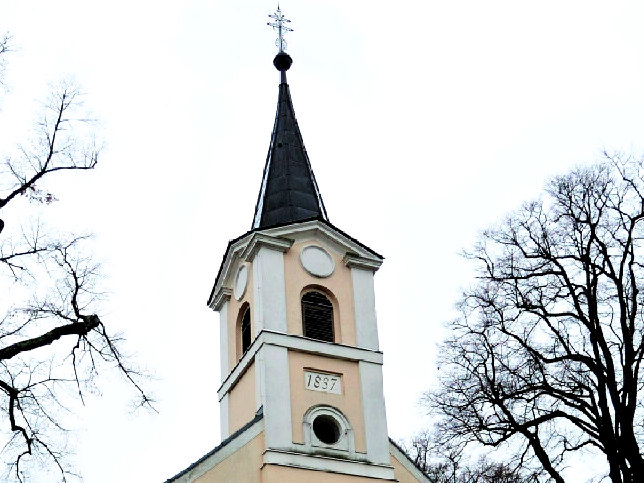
{"left": 166, "top": 8, "right": 428, "bottom": 483}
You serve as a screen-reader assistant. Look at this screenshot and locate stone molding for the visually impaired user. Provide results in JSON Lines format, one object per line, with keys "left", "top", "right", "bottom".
{"left": 343, "top": 253, "right": 382, "bottom": 271}
{"left": 263, "top": 449, "right": 396, "bottom": 480}
{"left": 218, "top": 330, "right": 383, "bottom": 401}
{"left": 212, "top": 288, "right": 232, "bottom": 311}
{"left": 242, "top": 233, "right": 294, "bottom": 262}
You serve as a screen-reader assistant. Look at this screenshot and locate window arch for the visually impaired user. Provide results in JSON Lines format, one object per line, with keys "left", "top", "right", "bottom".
{"left": 236, "top": 303, "right": 251, "bottom": 358}
{"left": 302, "top": 290, "right": 334, "bottom": 342}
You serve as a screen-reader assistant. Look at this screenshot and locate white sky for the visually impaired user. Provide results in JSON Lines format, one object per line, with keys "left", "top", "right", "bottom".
{"left": 2, "top": 1, "right": 644, "bottom": 481}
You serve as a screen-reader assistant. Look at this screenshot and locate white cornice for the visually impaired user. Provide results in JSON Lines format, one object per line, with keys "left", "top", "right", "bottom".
{"left": 218, "top": 330, "right": 384, "bottom": 400}
{"left": 208, "top": 233, "right": 292, "bottom": 309}
{"left": 263, "top": 449, "right": 396, "bottom": 480}
{"left": 343, "top": 253, "right": 383, "bottom": 271}
{"left": 208, "top": 236, "right": 251, "bottom": 309}
{"left": 208, "top": 219, "right": 383, "bottom": 309}
{"left": 261, "top": 220, "right": 382, "bottom": 263}
{"left": 212, "top": 288, "right": 232, "bottom": 312}
{"left": 242, "top": 233, "right": 294, "bottom": 262}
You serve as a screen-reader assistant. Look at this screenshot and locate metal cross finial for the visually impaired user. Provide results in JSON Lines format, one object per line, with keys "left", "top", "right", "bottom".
{"left": 267, "top": 5, "right": 293, "bottom": 53}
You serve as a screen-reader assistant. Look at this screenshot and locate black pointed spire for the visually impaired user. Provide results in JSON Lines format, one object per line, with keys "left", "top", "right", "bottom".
{"left": 252, "top": 15, "right": 327, "bottom": 229}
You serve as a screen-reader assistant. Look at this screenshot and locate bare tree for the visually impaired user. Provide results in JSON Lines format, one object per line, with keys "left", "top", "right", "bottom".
{"left": 426, "top": 153, "right": 644, "bottom": 482}
{"left": 399, "top": 431, "right": 535, "bottom": 483}
{"left": 0, "top": 33, "right": 10, "bottom": 88}
{"left": 0, "top": 37, "right": 151, "bottom": 482}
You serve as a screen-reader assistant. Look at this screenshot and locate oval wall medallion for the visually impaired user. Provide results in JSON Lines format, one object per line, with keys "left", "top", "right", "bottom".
{"left": 300, "top": 245, "right": 334, "bottom": 278}
{"left": 234, "top": 265, "right": 248, "bottom": 300}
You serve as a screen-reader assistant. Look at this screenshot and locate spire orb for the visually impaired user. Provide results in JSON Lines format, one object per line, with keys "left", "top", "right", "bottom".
{"left": 273, "top": 52, "right": 292, "bottom": 71}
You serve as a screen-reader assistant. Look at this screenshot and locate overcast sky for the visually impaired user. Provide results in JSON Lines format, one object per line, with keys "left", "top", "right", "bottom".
{"left": 2, "top": 1, "right": 644, "bottom": 481}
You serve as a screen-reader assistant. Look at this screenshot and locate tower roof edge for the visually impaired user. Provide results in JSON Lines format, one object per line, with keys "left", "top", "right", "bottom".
{"left": 207, "top": 219, "right": 383, "bottom": 309}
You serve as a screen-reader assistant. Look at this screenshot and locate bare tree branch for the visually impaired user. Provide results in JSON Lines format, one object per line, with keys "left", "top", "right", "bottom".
{"left": 0, "top": 37, "right": 151, "bottom": 481}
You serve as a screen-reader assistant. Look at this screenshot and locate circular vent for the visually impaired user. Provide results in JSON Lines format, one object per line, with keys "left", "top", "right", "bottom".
{"left": 312, "top": 414, "right": 341, "bottom": 445}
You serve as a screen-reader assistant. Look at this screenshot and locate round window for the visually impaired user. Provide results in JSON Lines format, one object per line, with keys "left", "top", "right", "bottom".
{"left": 312, "top": 414, "right": 341, "bottom": 445}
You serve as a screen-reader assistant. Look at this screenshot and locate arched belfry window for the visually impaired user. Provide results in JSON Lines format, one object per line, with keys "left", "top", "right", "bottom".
{"left": 302, "top": 291, "right": 334, "bottom": 342}
{"left": 238, "top": 305, "right": 251, "bottom": 356}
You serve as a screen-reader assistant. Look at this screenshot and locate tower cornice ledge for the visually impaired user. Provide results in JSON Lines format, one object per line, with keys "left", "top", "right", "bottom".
{"left": 242, "top": 233, "right": 294, "bottom": 262}
{"left": 263, "top": 449, "right": 396, "bottom": 480}
{"left": 344, "top": 253, "right": 383, "bottom": 271}
{"left": 207, "top": 219, "right": 383, "bottom": 310}
{"left": 218, "top": 330, "right": 384, "bottom": 401}
{"left": 211, "top": 287, "right": 232, "bottom": 311}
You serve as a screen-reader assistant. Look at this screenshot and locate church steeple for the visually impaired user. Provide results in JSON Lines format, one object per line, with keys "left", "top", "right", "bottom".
{"left": 164, "top": 8, "right": 432, "bottom": 482}
{"left": 252, "top": 16, "right": 327, "bottom": 229}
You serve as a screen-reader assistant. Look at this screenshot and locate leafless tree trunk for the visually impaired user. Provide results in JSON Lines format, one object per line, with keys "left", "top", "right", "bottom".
{"left": 426, "top": 153, "right": 644, "bottom": 482}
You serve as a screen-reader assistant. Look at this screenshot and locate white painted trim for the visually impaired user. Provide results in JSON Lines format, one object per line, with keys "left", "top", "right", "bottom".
{"left": 219, "top": 300, "right": 230, "bottom": 380}
{"left": 303, "top": 405, "right": 355, "bottom": 453}
{"left": 351, "top": 268, "right": 380, "bottom": 350}
{"left": 252, "top": 254, "right": 264, "bottom": 336}
{"left": 209, "top": 220, "right": 383, "bottom": 308}
{"left": 243, "top": 233, "right": 293, "bottom": 262}
{"left": 171, "top": 417, "right": 264, "bottom": 482}
{"left": 252, "top": 246, "right": 288, "bottom": 334}
{"left": 218, "top": 331, "right": 383, "bottom": 400}
{"left": 261, "top": 345, "right": 293, "bottom": 448}
{"left": 220, "top": 394, "right": 230, "bottom": 440}
{"left": 212, "top": 287, "right": 232, "bottom": 312}
{"left": 209, "top": 243, "right": 247, "bottom": 309}
{"left": 262, "top": 220, "right": 381, "bottom": 263}
{"left": 263, "top": 449, "right": 396, "bottom": 480}
{"left": 220, "top": 331, "right": 263, "bottom": 401}
{"left": 255, "top": 349, "right": 265, "bottom": 412}
{"left": 344, "top": 254, "right": 382, "bottom": 271}
{"left": 389, "top": 441, "right": 432, "bottom": 483}
{"left": 270, "top": 332, "right": 383, "bottom": 364}
{"left": 359, "top": 361, "right": 390, "bottom": 465}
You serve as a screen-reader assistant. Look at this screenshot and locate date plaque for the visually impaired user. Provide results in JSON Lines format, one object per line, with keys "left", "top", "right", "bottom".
{"left": 304, "top": 370, "right": 342, "bottom": 395}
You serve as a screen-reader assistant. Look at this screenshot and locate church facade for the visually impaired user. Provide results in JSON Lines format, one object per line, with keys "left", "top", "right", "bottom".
{"left": 165, "top": 12, "right": 429, "bottom": 483}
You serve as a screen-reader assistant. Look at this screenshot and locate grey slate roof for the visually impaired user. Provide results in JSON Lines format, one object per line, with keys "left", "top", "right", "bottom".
{"left": 252, "top": 66, "right": 328, "bottom": 229}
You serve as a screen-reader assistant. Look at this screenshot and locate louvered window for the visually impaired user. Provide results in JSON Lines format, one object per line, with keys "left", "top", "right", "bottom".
{"left": 241, "top": 308, "right": 251, "bottom": 354}
{"left": 302, "top": 291, "right": 334, "bottom": 342}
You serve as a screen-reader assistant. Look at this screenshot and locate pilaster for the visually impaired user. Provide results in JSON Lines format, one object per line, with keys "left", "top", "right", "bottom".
{"left": 220, "top": 394, "right": 230, "bottom": 439}
{"left": 257, "top": 344, "right": 293, "bottom": 449}
{"left": 218, "top": 298, "right": 230, "bottom": 380}
{"left": 350, "top": 266, "right": 380, "bottom": 350}
{"left": 248, "top": 237, "right": 291, "bottom": 335}
{"left": 359, "top": 360, "right": 390, "bottom": 465}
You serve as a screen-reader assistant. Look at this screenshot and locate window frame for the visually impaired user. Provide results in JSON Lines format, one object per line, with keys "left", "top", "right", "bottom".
{"left": 236, "top": 302, "right": 251, "bottom": 359}
{"left": 301, "top": 289, "right": 335, "bottom": 343}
